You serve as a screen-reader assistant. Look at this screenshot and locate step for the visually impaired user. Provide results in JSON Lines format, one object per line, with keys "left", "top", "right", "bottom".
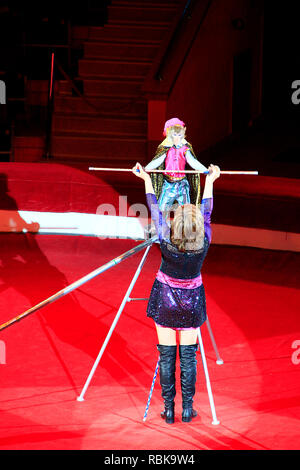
{"left": 56, "top": 77, "right": 143, "bottom": 98}
{"left": 51, "top": 134, "right": 147, "bottom": 159}
{"left": 50, "top": 155, "right": 147, "bottom": 170}
{"left": 78, "top": 58, "right": 151, "bottom": 78}
{"left": 84, "top": 34, "right": 161, "bottom": 46}
{"left": 56, "top": 80, "right": 73, "bottom": 96}
{"left": 88, "top": 23, "right": 168, "bottom": 42}
{"left": 111, "top": 0, "right": 181, "bottom": 7}
{"left": 52, "top": 114, "right": 147, "bottom": 136}
{"left": 54, "top": 95, "right": 147, "bottom": 117}
{"left": 107, "top": 19, "right": 171, "bottom": 28}
{"left": 82, "top": 77, "right": 143, "bottom": 97}
{"left": 71, "top": 25, "right": 89, "bottom": 42}
{"left": 84, "top": 41, "right": 159, "bottom": 61}
{"left": 107, "top": 4, "right": 178, "bottom": 23}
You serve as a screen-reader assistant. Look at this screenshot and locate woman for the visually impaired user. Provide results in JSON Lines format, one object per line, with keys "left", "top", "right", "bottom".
{"left": 132, "top": 162, "right": 220, "bottom": 424}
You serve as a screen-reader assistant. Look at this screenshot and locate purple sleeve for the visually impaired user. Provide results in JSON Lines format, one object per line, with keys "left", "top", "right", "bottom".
{"left": 146, "top": 193, "right": 170, "bottom": 242}
{"left": 201, "top": 197, "right": 213, "bottom": 243}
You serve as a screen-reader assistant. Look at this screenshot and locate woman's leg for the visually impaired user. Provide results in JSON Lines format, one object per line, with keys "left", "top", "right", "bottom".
{"left": 178, "top": 329, "right": 198, "bottom": 422}
{"left": 178, "top": 329, "right": 198, "bottom": 345}
{"left": 155, "top": 324, "right": 177, "bottom": 345}
{"left": 155, "top": 325, "right": 177, "bottom": 423}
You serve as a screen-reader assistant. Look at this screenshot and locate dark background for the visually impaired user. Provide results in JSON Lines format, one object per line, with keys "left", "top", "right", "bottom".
{"left": 0, "top": 0, "right": 299, "bottom": 177}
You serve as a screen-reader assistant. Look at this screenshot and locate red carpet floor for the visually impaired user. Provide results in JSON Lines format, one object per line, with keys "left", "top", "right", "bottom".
{"left": 0, "top": 232, "right": 299, "bottom": 450}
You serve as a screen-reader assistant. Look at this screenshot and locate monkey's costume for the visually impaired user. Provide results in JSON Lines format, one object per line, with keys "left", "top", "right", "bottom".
{"left": 148, "top": 140, "right": 205, "bottom": 209}
{"left": 145, "top": 118, "right": 208, "bottom": 211}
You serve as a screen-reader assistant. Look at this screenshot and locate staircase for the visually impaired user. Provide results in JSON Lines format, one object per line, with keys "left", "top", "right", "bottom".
{"left": 51, "top": 0, "right": 182, "bottom": 167}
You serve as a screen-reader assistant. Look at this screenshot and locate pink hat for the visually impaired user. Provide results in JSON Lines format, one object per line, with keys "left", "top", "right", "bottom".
{"left": 163, "top": 117, "right": 185, "bottom": 136}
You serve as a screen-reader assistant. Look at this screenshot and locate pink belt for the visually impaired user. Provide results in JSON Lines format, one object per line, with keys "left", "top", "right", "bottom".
{"left": 156, "top": 270, "right": 202, "bottom": 289}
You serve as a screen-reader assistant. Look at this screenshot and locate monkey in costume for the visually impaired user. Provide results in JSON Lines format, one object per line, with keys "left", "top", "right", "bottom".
{"left": 145, "top": 118, "right": 208, "bottom": 211}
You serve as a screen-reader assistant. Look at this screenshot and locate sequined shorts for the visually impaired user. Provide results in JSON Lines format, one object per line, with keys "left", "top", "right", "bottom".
{"left": 146, "top": 279, "right": 207, "bottom": 329}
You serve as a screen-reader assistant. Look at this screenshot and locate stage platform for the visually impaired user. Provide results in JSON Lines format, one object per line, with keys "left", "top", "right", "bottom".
{"left": 0, "top": 161, "right": 299, "bottom": 251}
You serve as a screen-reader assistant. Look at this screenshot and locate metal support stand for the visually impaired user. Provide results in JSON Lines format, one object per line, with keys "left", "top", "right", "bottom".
{"left": 206, "top": 316, "right": 223, "bottom": 365}
{"left": 0, "top": 236, "right": 157, "bottom": 333}
{"left": 197, "top": 327, "right": 220, "bottom": 425}
{"left": 77, "top": 244, "right": 152, "bottom": 401}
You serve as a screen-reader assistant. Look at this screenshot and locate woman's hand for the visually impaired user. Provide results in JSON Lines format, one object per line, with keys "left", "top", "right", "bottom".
{"left": 206, "top": 164, "right": 221, "bottom": 182}
{"left": 132, "top": 163, "right": 151, "bottom": 181}
{"left": 132, "top": 162, "right": 155, "bottom": 195}
{"left": 202, "top": 164, "right": 220, "bottom": 199}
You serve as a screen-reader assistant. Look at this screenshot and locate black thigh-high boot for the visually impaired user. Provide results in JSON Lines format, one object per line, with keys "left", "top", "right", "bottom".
{"left": 179, "top": 344, "right": 198, "bottom": 422}
{"left": 157, "top": 344, "right": 177, "bottom": 424}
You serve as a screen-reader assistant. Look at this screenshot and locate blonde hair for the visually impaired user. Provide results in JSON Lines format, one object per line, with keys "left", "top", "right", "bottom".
{"left": 170, "top": 204, "right": 204, "bottom": 252}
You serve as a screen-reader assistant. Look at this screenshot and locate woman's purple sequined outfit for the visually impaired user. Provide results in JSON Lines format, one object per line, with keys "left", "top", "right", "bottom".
{"left": 146, "top": 193, "right": 213, "bottom": 329}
